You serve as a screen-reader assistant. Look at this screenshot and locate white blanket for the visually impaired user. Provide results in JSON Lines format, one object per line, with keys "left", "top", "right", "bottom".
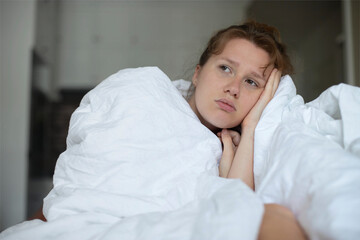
{"left": 1, "top": 67, "right": 360, "bottom": 239}
{"left": 254, "top": 77, "right": 360, "bottom": 239}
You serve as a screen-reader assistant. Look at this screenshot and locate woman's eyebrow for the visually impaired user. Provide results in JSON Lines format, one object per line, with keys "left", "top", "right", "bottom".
{"left": 250, "top": 71, "right": 266, "bottom": 82}
{"left": 220, "top": 58, "right": 268, "bottom": 82}
{"left": 220, "top": 57, "right": 239, "bottom": 67}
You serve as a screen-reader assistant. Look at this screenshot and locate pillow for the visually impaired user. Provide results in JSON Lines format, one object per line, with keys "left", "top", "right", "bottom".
{"left": 253, "top": 75, "right": 300, "bottom": 187}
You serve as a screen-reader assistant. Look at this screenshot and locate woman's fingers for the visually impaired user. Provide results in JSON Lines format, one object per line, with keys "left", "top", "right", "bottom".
{"left": 219, "top": 129, "right": 235, "bottom": 178}
{"left": 271, "top": 69, "right": 281, "bottom": 97}
{"left": 264, "top": 68, "right": 280, "bottom": 97}
{"left": 228, "top": 130, "right": 241, "bottom": 147}
{"left": 259, "top": 68, "right": 281, "bottom": 106}
{"left": 221, "top": 129, "right": 234, "bottom": 154}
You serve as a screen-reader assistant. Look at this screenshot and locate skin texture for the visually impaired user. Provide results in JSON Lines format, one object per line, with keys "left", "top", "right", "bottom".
{"left": 259, "top": 204, "right": 307, "bottom": 240}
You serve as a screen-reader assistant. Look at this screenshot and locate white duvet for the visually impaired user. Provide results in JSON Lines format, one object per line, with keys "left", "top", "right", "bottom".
{"left": 1, "top": 67, "right": 360, "bottom": 240}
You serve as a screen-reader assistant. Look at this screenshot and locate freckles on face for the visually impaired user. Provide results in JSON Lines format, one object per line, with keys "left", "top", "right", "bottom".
{"left": 189, "top": 38, "right": 272, "bottom": 132}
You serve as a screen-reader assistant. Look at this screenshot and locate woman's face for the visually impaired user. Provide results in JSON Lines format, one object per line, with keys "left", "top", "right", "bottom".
{"left": 188, "top": 38, "right": 273, "bottom": 132}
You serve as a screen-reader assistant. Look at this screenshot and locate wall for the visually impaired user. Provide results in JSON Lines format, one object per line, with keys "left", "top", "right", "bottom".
{"left": 352, "top": 0, "right": 359, "bottom": 86}
{"left": 33, "top": 0, "right": 60, "bottom": 100}
{"left": 0, "top": 0, "right": 36, "bottom": 231}
{"left": 247, "top": 0, "right": 343, "bottom": 102}
{"left": 53, "top": 1, "right": 250, "bottom": 89}
{"left": 0, "top": 1, "right": 2, "bottom": 229}
{"left": 295, "top": 7, "right": 342, "bottom": 101}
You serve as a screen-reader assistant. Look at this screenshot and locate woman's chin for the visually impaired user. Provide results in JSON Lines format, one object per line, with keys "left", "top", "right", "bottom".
{"left": 211, "top": 121, "right": 240, "bottom": 131}
{"left": 203, "top": 114, "right": 242, "bottom": 131}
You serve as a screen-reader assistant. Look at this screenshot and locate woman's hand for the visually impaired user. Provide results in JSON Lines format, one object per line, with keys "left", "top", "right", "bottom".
{"left": 242, "top": 68, "right": 281, "bottom": 130}
{"left": 218, "top": 129, "right": 241, "bottom": 178}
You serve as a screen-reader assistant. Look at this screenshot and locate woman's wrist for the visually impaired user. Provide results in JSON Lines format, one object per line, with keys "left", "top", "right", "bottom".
{"left": 240, "top": 123, "right": 257, "bottom": 134}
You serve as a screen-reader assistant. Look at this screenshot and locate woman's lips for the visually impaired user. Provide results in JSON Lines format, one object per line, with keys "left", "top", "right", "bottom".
{"left": 215, "top": 99, "right": 236, "bottom": 112}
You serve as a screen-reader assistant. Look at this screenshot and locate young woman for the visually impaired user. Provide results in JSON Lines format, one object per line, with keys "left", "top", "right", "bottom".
{"left": 187, "top": 20, "right": 293, "bottom": 187}
{"left": 187, "top": 20, "right": 306, "bottom": 239}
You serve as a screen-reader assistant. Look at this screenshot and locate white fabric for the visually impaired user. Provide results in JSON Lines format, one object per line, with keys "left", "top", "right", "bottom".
{"left": 0, "top": 67, "right": 263, "bottom": 239}
{"left": 1, "top": 67, "right": 359, "bottom": 239}
{"left": 254, "top": 76, "right": 360, "bottom": 240}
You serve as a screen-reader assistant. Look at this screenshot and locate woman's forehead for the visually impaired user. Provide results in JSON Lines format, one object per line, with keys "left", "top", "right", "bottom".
{"left": 214, "top": 39, "right": 273, "bottom": 77}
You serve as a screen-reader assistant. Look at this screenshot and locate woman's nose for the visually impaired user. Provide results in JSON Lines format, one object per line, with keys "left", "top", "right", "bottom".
{"left": 224, "top": 80, "right": 240, "bottom": 97}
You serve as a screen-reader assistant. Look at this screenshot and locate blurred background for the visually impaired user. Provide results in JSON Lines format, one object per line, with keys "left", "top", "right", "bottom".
{"left": 0, "top": 0, "right": 359, "bottom": 231}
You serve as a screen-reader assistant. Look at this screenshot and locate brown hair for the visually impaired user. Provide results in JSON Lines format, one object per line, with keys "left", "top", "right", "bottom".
{"left": 198, "top": 20, "right": 294, "bottom": 75}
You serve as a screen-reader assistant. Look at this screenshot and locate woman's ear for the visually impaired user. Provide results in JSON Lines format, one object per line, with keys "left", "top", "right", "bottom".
{"left": 192, "top": 65, "right": 201, "bottom": 87}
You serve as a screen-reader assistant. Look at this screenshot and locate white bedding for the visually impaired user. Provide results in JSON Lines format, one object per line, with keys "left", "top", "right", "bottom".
{"left": 1, "top": 67, "right": 360, "bottom": 239}
{"left": 254, "top": 77, "right": 360, "bottom": 239}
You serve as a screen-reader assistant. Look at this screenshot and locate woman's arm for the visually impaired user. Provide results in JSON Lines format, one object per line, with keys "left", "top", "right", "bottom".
{"left": 259, "top": 204, "right": 307, "bottom": 240}
{"left": 218, "top": 129, "right": 240, "bottom": 178}
{"left": 226, "top": 126, "right": 256, "bottom": 189}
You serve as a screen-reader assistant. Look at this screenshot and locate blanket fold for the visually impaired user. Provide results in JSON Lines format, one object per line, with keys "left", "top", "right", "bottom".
{"left": 1, "top": 67, "right": 359, "bottom": 240}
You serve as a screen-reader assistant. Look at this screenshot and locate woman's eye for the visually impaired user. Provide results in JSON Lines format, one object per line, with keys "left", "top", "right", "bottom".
{"left": 219, "top": 65, "right": 231, "bottom": 73}
{"left": 245, "top": 79, "right": 258, "bottom": 87}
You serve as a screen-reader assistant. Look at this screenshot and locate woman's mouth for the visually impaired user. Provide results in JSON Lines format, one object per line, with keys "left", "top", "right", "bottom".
{"left": 215, "top": 99, "right": 236, "bottom": 112}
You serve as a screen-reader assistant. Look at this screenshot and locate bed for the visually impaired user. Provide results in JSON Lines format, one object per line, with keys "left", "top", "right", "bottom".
{"left": 1, "top": 67, "right": 359, "bottom": 239}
